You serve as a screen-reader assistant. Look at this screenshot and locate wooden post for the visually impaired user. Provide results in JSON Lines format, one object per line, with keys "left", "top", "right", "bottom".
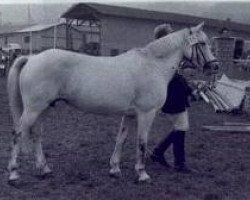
{"left": 66, "top": 19, "right": 70, "bottom": 50}
{"left": 53, "top": 23, "right": 57, "bottom": 49}
{"left": 29, "top": 31, "right": 32, "bottom": 55}
{"left": 243, "top": 86, "right": 250, "bottom": 114}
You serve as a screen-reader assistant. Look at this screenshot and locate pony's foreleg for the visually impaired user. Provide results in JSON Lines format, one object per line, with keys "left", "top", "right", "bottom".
{"left": 135, "top": 109, "right": 156, "bottom": 183}
{"left": 109, "top": 115, "right": 129, "bottom": 178}
{"left": 33, "top": 125, "right": 52, "bottom": 177}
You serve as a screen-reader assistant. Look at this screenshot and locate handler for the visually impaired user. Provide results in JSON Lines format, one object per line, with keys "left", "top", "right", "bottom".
{"left": 150, "top": 23, "right": 196, "bottom": 173}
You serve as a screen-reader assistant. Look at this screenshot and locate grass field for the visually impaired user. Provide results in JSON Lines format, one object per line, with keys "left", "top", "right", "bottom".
{"left": 0, "top": 72, "right": 249, "bottom": 200}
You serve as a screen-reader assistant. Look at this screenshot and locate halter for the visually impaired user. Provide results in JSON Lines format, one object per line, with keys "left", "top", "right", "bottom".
{"left": 182, "top": 29, "right": 218, "bottom": 71}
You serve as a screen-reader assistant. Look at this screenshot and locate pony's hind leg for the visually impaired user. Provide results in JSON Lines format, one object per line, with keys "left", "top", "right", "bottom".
{"left": 135, "top": 109, "right": 156, "bottom": 183}
{"left": 33, "top": 128, "right": 52, "bottom": 177}
{"left": 109, "top": 115, "right": 129, "bottom": 178}
{"left": 8, "top": 107, "right": 50, "bottom": 181}
{"left": 8, "top": 130, "right": 21, "bottom": 182}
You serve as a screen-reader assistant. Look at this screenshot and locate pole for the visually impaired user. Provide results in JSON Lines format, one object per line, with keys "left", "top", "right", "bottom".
{"left": 29, "top": 31, "right": 32, "bottom": 55}
{"left": 53, "top": 23, "right": 57, "bottom": 49}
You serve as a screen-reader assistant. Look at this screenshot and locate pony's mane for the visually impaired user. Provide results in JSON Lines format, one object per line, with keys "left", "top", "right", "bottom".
{"left": 144, "top": 28, "right": 189, "bottom": 58}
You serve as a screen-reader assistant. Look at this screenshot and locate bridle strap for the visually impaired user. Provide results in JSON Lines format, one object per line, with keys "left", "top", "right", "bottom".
{"left": 184, "top": 42, "right": 218, "bottom": 69}
{"left": 182, "top": 28, "right": 218, "bottom": 69}
{"left": 196, "top": 43, "right": 206, "bottom": 63}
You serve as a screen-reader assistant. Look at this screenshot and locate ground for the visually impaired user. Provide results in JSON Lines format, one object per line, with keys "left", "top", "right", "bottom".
{"left": 0, "top": 72, "right": 249, "bottom": 200}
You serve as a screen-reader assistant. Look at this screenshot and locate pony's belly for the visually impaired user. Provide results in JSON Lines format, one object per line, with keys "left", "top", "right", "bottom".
{"left": 71, "top": 102, "right": 136, "bottom": 115}
{"left": 67, "top": 95, "right": 135, "bottom": 115}
{"left": 64, "top": 75, "right": 136, "bottom": 114}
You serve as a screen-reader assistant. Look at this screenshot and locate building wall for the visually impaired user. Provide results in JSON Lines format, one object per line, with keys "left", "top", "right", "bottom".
{"left": 99, "top": 15, "right": 250, "bottom": 56}
{"left": 0, "top": 24, "right": 83, "bottom": 54}
{"left": 100, "top": 16, "right": 160, "bottom": 56}
{"left": 40, "top": 25, "right": 83, "bottom": 51}
{"left": 1, "top": 16, "right": 250, "bottom": 57}
{"left": 0, "top": 32, "right": 41, "bottom": 53}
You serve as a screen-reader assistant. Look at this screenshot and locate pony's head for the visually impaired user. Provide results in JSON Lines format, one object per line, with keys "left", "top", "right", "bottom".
{"left": 183, "top": 22, "right": 219, "bottom": 75}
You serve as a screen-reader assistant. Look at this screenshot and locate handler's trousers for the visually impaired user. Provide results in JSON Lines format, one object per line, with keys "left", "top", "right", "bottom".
{"left": 153, "top": 111, "right": 189, "bottom": 167}
{"left": 153, "top": 130, "right": 186, "bottom": 167}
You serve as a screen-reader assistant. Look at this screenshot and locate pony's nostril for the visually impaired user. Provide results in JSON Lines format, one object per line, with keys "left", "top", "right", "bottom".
{"left": 213, "top": 64, "right": 219, "bottom": 71}
{"left": 214, "top": 64, "right": 220, "bottom": 71}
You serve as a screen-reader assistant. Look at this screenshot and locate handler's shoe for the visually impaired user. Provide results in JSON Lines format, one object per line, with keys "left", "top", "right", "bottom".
{"left": 150, "top": 153, "right": 171, "bottom": 168}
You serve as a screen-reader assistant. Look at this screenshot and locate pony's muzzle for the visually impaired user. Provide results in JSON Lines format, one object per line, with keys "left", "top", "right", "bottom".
{"left": 203, "top": 60, "right": 220, "bottom": 75}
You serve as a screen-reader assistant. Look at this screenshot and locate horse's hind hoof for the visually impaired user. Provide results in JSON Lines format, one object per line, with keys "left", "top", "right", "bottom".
{"left": 109, "top": 170, "right": 122, "bottom": 179}
{"left": 8, "top": 171, "right": 20, "bottom": 186}
{"left": 42, "top": 165, "right": 52, "bottom": 175}
{"left": 135, "top": 173, "right": 152, "bottom": 184}
{"left": 134, "top": 177, "right": 152, "bottom": 185}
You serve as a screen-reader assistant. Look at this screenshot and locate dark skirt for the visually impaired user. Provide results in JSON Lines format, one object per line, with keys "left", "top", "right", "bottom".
{"left": 161, "top": 73, "right": 192, "bottom": 114}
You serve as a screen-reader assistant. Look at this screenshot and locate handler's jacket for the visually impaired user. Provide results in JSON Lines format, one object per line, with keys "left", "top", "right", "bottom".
{"left": 161, "top": 73, "right": 193, "bottom": 114}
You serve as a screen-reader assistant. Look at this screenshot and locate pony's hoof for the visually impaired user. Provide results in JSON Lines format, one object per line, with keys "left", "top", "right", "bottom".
{"left": 135, "top": 177, "right": 152, "bottom": 185}
{"left": 42, "top": 165, "right": 52, "bottom": 175}
{"left": 109, "top": 169, "right": 122, "bottom": 179}
{"left": 135, "top": 174, "right": 151, "bottom": 184}
{"left": 8, "top": 171, "right": 20, "bottom": 182}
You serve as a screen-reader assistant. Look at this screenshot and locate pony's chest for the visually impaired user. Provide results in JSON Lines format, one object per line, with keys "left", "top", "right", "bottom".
{"left": 133, "top": 76, "right": 167, "bottom": 111}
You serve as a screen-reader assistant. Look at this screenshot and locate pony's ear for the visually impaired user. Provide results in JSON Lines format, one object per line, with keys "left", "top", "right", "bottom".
{"left": 191, "top": 22, "right": 204, "bottom": 32}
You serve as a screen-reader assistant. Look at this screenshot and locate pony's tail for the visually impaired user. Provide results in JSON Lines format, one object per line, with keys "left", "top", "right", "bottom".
{"left": 7, "top": 56, "right": 29, "bottom": 150}
{"left": 8, "top": 56, "right": 28, "bottom": 124}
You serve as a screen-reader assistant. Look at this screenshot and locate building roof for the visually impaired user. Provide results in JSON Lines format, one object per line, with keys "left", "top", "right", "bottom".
{"left": 0, "top": 22, "right": 94, "bottom": 37}
{"left": 0, "top": 24, "right": 29, "bottom": 34}
{"left": 16, "top": 22, "right": 64, "bottom": 33}
{"left": 61, "top": 3, "right": 250, "bottom": 33}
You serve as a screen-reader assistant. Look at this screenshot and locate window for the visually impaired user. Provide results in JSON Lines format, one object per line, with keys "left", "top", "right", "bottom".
{"left": 24, "top": 36, "right": 30, "bottom": 43}
{"left": 110, "top": 49, "right": 119, "bottom": 56}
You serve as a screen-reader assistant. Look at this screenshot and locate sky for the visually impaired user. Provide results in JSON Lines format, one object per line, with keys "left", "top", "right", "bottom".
{"left": 0, "top": 0, "right": 250, "bottom": 25}
{"left": 1, "top": 0, "right": 250, "bottom": 3}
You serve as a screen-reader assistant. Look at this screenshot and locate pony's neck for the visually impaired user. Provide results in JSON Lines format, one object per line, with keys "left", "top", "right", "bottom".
{"left": 148, "top": 28, "right": 189, "bottom": 80}
{"left": 154, "top": 50, "right": 184, "bottom": 81}
{"left": 146, "top": 28, "right": 188, "bottom": 58}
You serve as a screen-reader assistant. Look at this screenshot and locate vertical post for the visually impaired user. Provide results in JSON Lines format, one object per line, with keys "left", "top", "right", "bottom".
{"left": 29, "top": 31, "right": 32, "bottom": 55}
{"left": 53, "top": 23, "right": 57, "bottom": 49}
{"left": 243, "top": 87, "right": 250, "bottom": 114}
{"left": 66, "top": 19, "right": 69, "bottom": 50}
{"left": 98, "top": 20, "right": 102, "bottom": 56}
{"left": 0, "top": 12, "right": 2, "bottom": 26}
